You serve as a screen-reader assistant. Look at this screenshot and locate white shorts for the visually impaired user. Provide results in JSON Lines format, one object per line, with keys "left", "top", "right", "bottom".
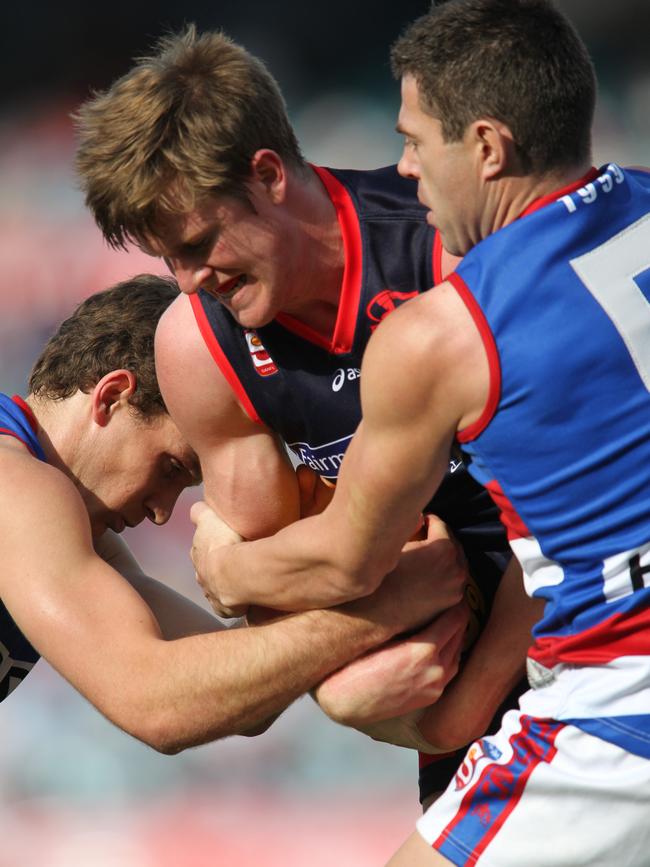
{"left": 416, "top": 708, "right": 650, "bottom": 867}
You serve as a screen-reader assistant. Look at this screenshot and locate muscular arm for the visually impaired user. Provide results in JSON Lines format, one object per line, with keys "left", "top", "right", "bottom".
{"left": 191, "top": 283, "right": 490, "bottom": 612}
{"left": 0, "top": 450, "right": 462, "bottom": 754}
{"left": 416, "top": 557, "right": 542, "bottom": 751}
{"left": 155, "top": 294, "right": 301, "bottom": 538}
{"left": 314, "top": 558, "right": 541, "bottom": 754}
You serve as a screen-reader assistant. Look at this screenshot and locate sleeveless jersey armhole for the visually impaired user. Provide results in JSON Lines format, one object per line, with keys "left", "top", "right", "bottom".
{"left": 189, "top": 294, "right": 262, "bottom": 424}
{"left": 451, "top": 272, "right": 501, "bottom": 443}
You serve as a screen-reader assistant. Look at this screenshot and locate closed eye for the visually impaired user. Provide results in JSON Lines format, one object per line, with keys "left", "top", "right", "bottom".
{"left": 164, "top": 456, "right": 202, "bottom": 487}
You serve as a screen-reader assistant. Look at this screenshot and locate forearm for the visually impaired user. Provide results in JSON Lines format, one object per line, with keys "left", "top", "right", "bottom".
{"left": 195, "top": 443, "right": 436, "bottom": 613}
{"left": 205, "top": 511, "right": 381, "bottom": 612}
{"left": 104, "top": 598, "right": 412, "bottom": 753}
{"left": 417, "top": 559, "right": 542, "bottom": 751}
{"left": 315, "top": 603, "right": 467, "bottom": 725}
{"left": 120, "top": 523, "right": 466, "bottom": 751}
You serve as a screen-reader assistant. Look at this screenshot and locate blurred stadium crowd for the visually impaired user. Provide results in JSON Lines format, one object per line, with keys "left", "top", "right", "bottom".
{"left": 0, "top": 1, "right": 648, "bottom": 864}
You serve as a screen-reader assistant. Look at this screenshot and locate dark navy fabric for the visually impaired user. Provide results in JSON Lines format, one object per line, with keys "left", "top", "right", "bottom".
{"left": 194, "top": 166, "right": 515, "bottom": 799}
{"left": 195, "top": 165, "right": 509, "bottom": 558}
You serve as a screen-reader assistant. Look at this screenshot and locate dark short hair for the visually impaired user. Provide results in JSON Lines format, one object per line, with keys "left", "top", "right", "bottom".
{"left": 74, "top": 25, "right": 306, "bottom": 250}
{"left": 29, "top": 274, "right": 179, "bottom": 418}
{"left": 391, "top": 0, "right": 596, "bottom": 173}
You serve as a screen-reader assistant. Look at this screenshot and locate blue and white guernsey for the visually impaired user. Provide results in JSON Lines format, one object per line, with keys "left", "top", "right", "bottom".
{"left": 0, "top": 394, "right": 43, "bottom": 699}
{"left": 453, "top": 164, "right": 650, "bottom": 758}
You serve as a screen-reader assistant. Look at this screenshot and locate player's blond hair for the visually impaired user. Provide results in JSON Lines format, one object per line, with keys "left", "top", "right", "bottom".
{"left": 74, "top": 26, "right": 306, "bottom": 250}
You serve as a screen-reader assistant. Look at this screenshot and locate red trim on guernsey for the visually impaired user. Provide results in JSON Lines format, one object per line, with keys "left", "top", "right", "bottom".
{"left": 278, "top": 165, "right": 363, "bottom": 354}
{"left": 0, "top": 428, "right": 34, "bottom": 454}
{"left": 520, "top": 167, "right": 600, "bottom": 217}
{"left": 189, "top": 294, "right": 261, "bottom": 424}
{"left": 434, "top": 234, "right": 463, "bottom": 284}
{"left": 12, "top": 395, "right": 38, "bottom": 434}
{"left": 451, "top": 272, "right": 501, "bottom": 443}
{"left": 0, "top": 396, "right": 40, "bottom": 457}
{"left": 433, "top": 230, "right": 444, "bottom": 286}
{"left": 530, "top": 603, "right": 650, "bottom": 669}
{"left": 484, "top": 479, "right": 530, "bottom": 540}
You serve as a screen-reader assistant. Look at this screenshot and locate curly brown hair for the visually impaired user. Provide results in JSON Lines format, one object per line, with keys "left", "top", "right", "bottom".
{"left": 29, "top": 274, "right": 179, "bottom": 418}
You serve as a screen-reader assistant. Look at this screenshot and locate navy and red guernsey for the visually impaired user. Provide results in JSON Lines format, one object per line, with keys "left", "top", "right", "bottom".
{"left": 191, "top": 165, "right": 518, "bottom": 799}
{"left": 0, "top": 394, "right": 43, "bottom": 699}
{"left": 191, "top": 164, "right": 508, "bottom": 564}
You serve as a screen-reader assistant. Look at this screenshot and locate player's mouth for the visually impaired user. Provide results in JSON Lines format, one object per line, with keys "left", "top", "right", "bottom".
{"left": 207, "top": 274, "right": 247, "bottom": 302}
{"left": 110, "top": 514, "right": 139, "bottom": 534}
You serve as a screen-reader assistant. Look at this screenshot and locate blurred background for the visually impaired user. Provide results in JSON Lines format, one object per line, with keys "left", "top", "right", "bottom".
{"left": 1, "top": 1, "right": 648, "bottom": 864}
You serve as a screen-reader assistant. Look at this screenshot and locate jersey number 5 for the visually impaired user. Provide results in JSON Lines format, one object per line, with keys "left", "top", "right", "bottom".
{"left": 570, "top": 213, "right": 650, "bottom": 391}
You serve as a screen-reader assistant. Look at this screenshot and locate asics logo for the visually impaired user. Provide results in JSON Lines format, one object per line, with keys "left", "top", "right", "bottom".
{"left": 332, "top": 367, "right": 361, "bottom": 392}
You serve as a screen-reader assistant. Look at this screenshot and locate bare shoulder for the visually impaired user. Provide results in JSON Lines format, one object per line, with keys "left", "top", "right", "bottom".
{"left": 0, "top": 445, "right": 87, "bottom": 509}
{"left": 0, "top": 447, "right": 94, "bottom": 588}
{"left": 156, "top": 295, "right": 299, "bottom": 534}
{"left": 362, "top": 281, "right": 488, "bottom": 428}
{"left": 0, "top": 444, "right": 86, "bottom": 521}
{"left": 155, "top": 293, "right": 252, "bottom": 439}
{"left": 369, "top": 280, "right": 481, "bottom": 360}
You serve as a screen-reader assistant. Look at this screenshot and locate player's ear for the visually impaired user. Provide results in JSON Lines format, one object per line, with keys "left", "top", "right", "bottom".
{"left": 470, "top": 118, "right": 516, "bottom": 181}
{"left": 250, "top": 149, "right": 287, "bottom": 204}
{"left": 91, "top": 369, "right": 138, "bottom": 427}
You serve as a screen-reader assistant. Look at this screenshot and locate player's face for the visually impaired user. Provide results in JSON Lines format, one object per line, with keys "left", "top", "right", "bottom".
{"left": 146, "top": 191, "right": 298, "bottom": 329}
{"left": 397, "top": 75, "right": 480, "bottom": 257}
{"left": 77, "top": 410, "right": 201, "bottom": 539}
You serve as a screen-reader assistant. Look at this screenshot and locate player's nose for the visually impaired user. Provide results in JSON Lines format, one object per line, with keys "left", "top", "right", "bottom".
{"left": 397, "top": 149, "right": 418, "bottom": 180}
{"left": 170, "top": 261, "right": 212, "bottom": 296}
{"left": 144, "top": 488, "right": 181, "bottom": 526}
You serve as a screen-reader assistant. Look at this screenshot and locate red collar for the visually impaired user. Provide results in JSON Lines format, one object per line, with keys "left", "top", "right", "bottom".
{"left": 520, "top": 167, "right": 600, "bottom": 218}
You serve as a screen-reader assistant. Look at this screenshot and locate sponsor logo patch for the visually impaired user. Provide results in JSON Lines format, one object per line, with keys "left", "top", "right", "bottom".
{"left": 332, "top": 367, "right": 361, "bottom": 392}
{"left": 287, "top": 434, "right": 354, "bottom": 482}
{"left": 454, "top": 739, "right": 503, "bottom": 791}
{"left": 366, "top": 289, "right": 418, "bottom": 331}
{"left": 245, "top": 330, "right": 278, "bottom": 377}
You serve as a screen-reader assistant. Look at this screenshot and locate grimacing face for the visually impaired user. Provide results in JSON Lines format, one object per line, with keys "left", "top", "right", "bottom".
{"left": 146, "top": 187, "right": 304, "bottom": 330}
{"left": 76, "top": 408, "right": 201, "bottom": 539}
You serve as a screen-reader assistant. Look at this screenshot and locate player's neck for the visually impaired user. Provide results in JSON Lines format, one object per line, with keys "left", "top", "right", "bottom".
{"left": 25, "top": 393, "right": 88, "bottom": 478}
{"left": 279, "top": 168, "right": 345, "bottom": 336}
{"left": 491, "top": 161, "right": 594, "bottom": 232}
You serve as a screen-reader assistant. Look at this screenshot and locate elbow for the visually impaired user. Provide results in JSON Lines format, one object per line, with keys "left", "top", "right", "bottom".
{"left": 143, "top": 723, "right": 190, "bottom": 755}
{"left": 112, "top": 703, "right": 215, "bottom": 756}
{"left": 126, "top": 714, "right": 193, "bottom": 755}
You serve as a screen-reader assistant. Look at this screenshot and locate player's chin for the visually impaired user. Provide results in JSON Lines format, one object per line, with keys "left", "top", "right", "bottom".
{"left": 232, "top": 282, "right": 279, "bottom": 326}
